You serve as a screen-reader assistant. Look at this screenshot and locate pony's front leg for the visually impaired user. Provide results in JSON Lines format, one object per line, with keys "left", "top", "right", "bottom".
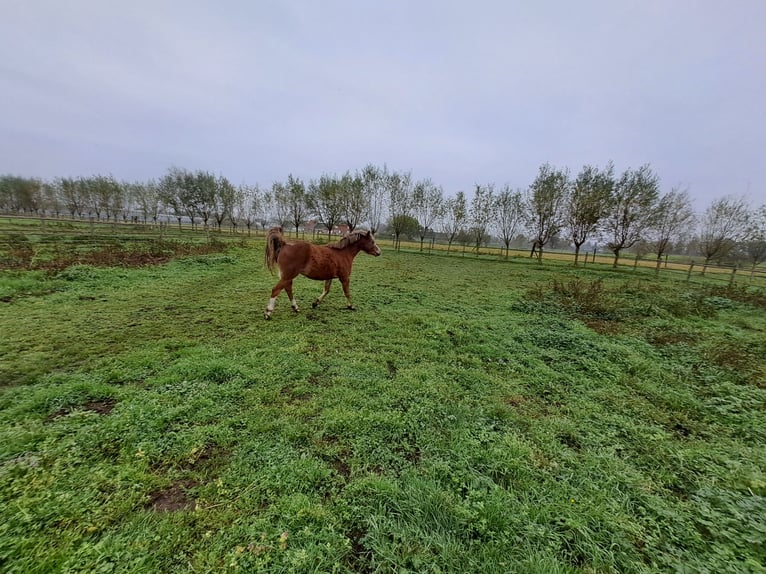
{"left": 312, "top": 279, "right": 332, "bottom": 308}
{"left": 340, "top": 277, "right": 355, "bottom": 310}
{"left": 265, "top": 279, "right": 294, "bottom": 319}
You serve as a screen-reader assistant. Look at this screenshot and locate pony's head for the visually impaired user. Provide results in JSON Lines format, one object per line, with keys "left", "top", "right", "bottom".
{"left": 358, "top": 230, "right": 381, "bottom": 256}
{"left": 334, "top": 230, "right": 381, "bottom": 256}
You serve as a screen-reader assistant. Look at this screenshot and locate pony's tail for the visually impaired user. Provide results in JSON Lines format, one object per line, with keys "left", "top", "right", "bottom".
{"left": 265, "top": 226, "right": 285, "bottom": 273}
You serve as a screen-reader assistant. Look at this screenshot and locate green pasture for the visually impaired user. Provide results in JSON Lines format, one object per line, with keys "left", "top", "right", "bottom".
{"left": 1, "top": 233, "right": 765, "bottom": 573}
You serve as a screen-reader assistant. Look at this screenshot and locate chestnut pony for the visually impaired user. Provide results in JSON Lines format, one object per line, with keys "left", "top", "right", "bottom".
{"left": 264, "top": 226, "right": 381, "bottom": 319}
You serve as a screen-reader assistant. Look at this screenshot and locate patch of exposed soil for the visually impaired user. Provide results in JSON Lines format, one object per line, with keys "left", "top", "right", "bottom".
{"left": 344, "top": 528, "right": 372, "bottom": 573}
{"left": 47, "top": 398, "right": 117, "bottom": 421}
{"left": 649, "top": 332, "right": 697, "bottom": 346}
{"left": 146, "top": 480, "right": 198, "bottom": 512}
{"left": 280, "top": 385, "right": 313, "bottom": 403}
{"left": 582, "top": 318, "right": 622, "bottom": 335}
{"left": 331, "top": 456, "right": 351, "bottom": 480}
{"left": 504, "top": 395, "right": 527, "bottom": 407}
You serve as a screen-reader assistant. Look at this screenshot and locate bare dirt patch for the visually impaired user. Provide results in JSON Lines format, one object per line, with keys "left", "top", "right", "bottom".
{"left": 47, "top": 398, "right": 117, "bottom": 421}
{"left": 504, "top": 395, "right": 527, "bottom": 407}
{"left": 146, "top": 479, "right": 198, "bottom": 512}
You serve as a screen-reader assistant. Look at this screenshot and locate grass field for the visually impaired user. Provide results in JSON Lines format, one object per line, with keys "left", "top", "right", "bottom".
{"left": 1, "top": 233, "right": 765, "bottom": 573}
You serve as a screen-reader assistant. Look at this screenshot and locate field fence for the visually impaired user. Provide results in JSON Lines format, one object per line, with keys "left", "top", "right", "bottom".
{"left": 2, "top": 215, "right": 765, "bottom": 287}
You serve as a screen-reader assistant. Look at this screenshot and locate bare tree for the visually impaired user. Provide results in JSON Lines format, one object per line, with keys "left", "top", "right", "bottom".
{"left": 494, "top": 185, "right": 524, "bottom": 259}
{"left": 96, "top": 176, "right": 123, "bottom": 221}
{"left": 158, "top": 168, "right": 187, "bottom": 229}
{"left": 342, "top": 171, "right": 367, "bottom": 232}
{"left": 127, "top": 180, "right": 160, "bottom": 225}
{"left": 603, "top": 164, "right": 660, "bottom": 267}
{"left": 525, "top": 164, "right": 569, "bottom": 262}
{"left": 566, "top": 163, "right": 614, "bottom": 265}
{"left": 412, "top": 178, "right": 444, "bottom": 251}
{"left": 650, "top": 187, "right": 695, "bottom": 271}
{"left": 470, "top": 184, "right": 495, "bottom": 255}
{"left": 42, "top": 180, "right": 62, "bottom": 217}
{"left": 360, "top": 164, "right": 388, "bottom": 235}
{"left": 308, "top": 174, "right": 346, "bottom": 240}
{"left": 387, "top": 170, "right": 413, "bottom": 251}
{"left": 272, "top": 181, "right": 290, "bottom": 229}
{"left": 272, "top": 174, "right": 307, "bottom": 236}
{"left": 698, "top": 195, "right": 750, "bottom": 268}
{"left": 0, "top": 175, "right": 41, "bottom": 213}
{"left": 742, "top": 204, "right": 766, "bottom": 272}
{"left": 55, "top": 177, "right": 79, "bottom": 217}
{"left": 441, "top": 191, "right": 467, "bottom": 252}
{"left": 212, "top": 175, "right": 236, "bottom": 231}
{"left": 189, "top": 171, "right": 217, "bottom": 229}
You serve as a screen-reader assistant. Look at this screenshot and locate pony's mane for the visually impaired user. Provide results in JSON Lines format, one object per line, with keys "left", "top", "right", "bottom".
{"left": 328, "top": 230, "right": 370, "bottom": 250}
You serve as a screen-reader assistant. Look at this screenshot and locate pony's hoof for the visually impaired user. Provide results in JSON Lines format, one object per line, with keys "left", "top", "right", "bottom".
{"left": 292, "top": 307, "right": 300, "bottom": 313}
{"left": 264, "top": 312, "right": 272, "bottom": 320}
{"left": 312, "top": 301, "right": 319, "bottom": 308}
{"left": 347, "top": 305, "right": 356, "bottom": 311}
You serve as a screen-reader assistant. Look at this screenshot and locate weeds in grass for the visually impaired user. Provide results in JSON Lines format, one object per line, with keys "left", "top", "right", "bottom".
{"left": 707, "top": 284, "right": 766, "bottom": 310}
{"left": 0, "top": 234, "right": 230, "bottom": 272}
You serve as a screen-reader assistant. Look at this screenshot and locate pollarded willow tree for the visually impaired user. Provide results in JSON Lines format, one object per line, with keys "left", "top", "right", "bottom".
{"left": 470, "top": 184, "right": 495, "bottom": 255}
{"left": 232, "top": 184, "right": 254, "bottom": 234}
{"left": 441, "top": 191, "right": 467, "bottom": 252}
{"left": 525, "top": 164, "right": 569, "bottom": 262}
{"left": 494, "top": 185, "right": 524, "bottom": 259}
{"left": 341, "top": 171, "right": 367, "bottom": 232}
{"left": 308, "top": 174, "right": 346, "bottom": 241}
{"left": 212, "top": 175, "right": 236, "bottom": 231}
{"left": 360, "top": 164, "right": 388, "bottom": 235}
{"left": 271, "top": 181, "right": 290, "bottom": 229}
{"left": 566, "top": 163, "right": 614, "bottom": 265}
{"left": 411, "top": 178, "right": 444, "bottom": 251}
{"left": 602, "top": 164, "right": 660, "bottom": 267}
{"left": 698, "top": 195, "right": 750, "bottom": 268}
{"left": 87, "top": 175, "right": 122, "bottom": 221}
{"left": 742, "top": 204, "right": 766, "bottom": 272}
{"left": 0, "top": 175, "right": 44, "bottom": 213}
{"left": 130, "top": 180, "right": 161, "bottom": 225}
{"left": 387, "top": 170, "right": 413, "bottom": 251}
{"left": 285, "top": 174, "right": 308, "bottom": 237}
{"left": 650, "top": 187, "right": 695, "bottom": 271}
{"left": 158, "top": 168, "right": 188, "bottom": 229}
{"left": 57, "top": 177, "right": 84, "bottom": 218}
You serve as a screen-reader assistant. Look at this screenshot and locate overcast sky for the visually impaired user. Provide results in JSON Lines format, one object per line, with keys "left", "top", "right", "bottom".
{"left": 2, "top": 0, "right": 764, "bottom": 208}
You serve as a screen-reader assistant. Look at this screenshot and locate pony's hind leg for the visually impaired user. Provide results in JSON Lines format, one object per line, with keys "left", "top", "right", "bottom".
{"left": 265, "top": 285, "right": 280, "bottom": 319}
{"left": 312, "top": 279, "right": 332, "bottom": 308}
{"left": 284, "top": 281, "right": 299, "bottom": 313}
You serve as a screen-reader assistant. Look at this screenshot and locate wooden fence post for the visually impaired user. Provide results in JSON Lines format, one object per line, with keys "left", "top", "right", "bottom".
{"left": 687, "top": 262, "right": 695, "bottom": 282}
{"left": 729, "top": 267, "right": 737, "bottom": 287}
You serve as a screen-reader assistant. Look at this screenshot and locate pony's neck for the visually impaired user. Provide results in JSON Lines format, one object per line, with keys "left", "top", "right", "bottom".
{"left": 344, "top": 242, "right": 363, "bottom": 257}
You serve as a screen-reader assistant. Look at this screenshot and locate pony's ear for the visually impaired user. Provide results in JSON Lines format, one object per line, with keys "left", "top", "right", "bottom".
{"left": 365, "top": 230, "right": 371, "bottom": 237}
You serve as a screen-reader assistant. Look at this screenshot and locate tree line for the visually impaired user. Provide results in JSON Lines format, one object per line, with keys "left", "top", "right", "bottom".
{"left": 1, "top": 164, "right": 764, "bottom": 270}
